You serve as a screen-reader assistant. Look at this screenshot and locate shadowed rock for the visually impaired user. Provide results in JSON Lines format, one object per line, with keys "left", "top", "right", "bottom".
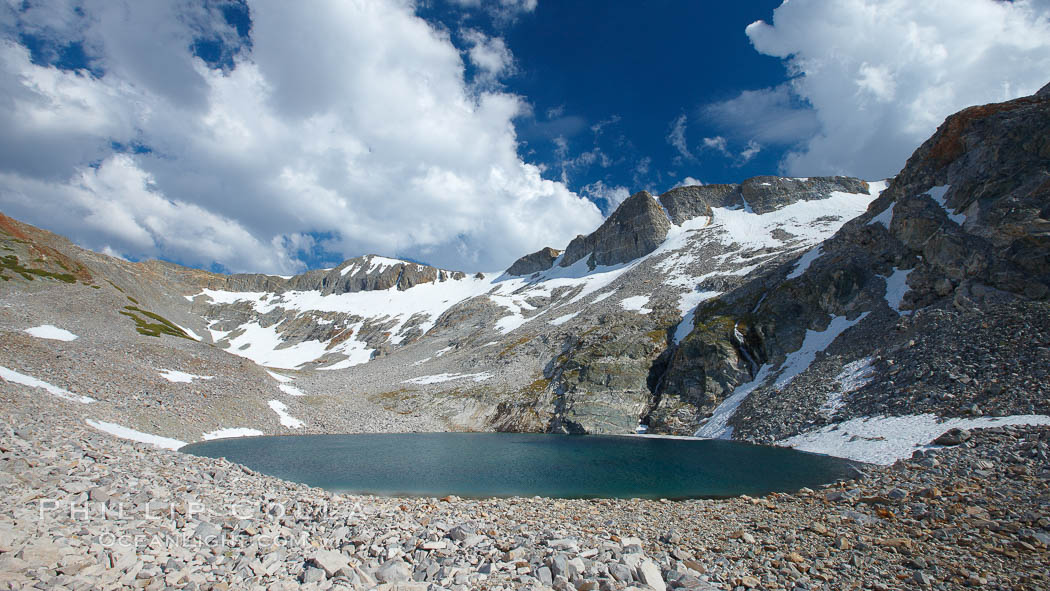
{"left": 506, "top": 247, "right": 561, "bottom": 276}
{"left": 560, "top": 191, "right": 671, "bottom": 269}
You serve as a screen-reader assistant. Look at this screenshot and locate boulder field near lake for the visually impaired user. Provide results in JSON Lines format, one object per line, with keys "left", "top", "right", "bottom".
{"left": 0, "top": 85, "right": 1049, "bottom": 589}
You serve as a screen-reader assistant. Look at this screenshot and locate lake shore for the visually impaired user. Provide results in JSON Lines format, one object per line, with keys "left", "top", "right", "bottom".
{"left": 2, "top": 385, "right": 1048, "bottom": 591}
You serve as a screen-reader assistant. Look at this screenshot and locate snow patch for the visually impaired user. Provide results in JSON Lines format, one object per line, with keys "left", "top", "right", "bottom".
{"left": 403, "top": 372, "right": 494, "bottom": 385}
{"left": 0, "top": 366, "right": 94, "bottom": 404}
{"left": 24, "top": 325, "right": 78, "bottom": 341}
{"left": 781, "top": 414, "right": 1050, "bottom": 465}
{"left": 278, "top": 383, "right": 305, "bottom": 397}
{"left": 787, "top": 246, "right": 822, "bottom": 279}
{"left": 695, "top": 364, "right": 773, "bottom": 439}
{"left": 591, "top": 292, "right": 615, "bottom": 304}
{"left": 207, "top": 327, "right": 230, "bottom": 343}
{"left": 672, "top": 308, "right": 697, "bottom": 345}
{"left": 927, "top": 185, "right": 965, "bottom": 225}
{"left": 549, "top": 312, "right": 579, "bottom": 326}
{"left": 884, "top": 268, "right": 912, "bottom": 314}
{"left": 202, "top": 427, "right": 263, "bottom": 440}
{"left": 268, "top": 400, "right": 304, "bottom": 429}
{"left": 819, "top": 357, "right": 875, "bottom": 417}
{"left": 772, "top": 313, "right": 870, "bottom": 390}
{"left": 86, "top": 419, "right": 184, "bottom": 450}
{"left": 266, "top": 370, "right": 292, "bottom": 383}
{"left": 173, "top": 323, "right": 201, "bottom": 341}
{"left": 695, "top": 313, "right": 869, "bottom": 439}
{"left": 158, "top": 369, "right": 214, "bottom": 383}
{"left": 620, "top": 295, "right": 652, "bottom": 314}
{"left": 224, "top": 322, "right": 330, "bottom": 370}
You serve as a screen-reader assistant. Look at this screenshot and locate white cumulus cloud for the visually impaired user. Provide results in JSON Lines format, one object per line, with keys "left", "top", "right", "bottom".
{"left": 744, "top": 0, "right": 1050, "bottom": 179}
{"left": 0, "top": 0, "right": 601, "bottom": 273}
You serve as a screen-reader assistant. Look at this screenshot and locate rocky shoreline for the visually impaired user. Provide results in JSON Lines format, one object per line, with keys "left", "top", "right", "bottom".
{"left": 2, "top": 384, "right": 1048, "bottom": 590}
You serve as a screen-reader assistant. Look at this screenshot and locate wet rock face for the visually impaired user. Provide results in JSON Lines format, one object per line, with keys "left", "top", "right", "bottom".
{"left": 547, "top": 316, "right": 672, "bottom": 434}
{"left": 560, "top": 191, "right": 672, "bottom": 269}
{"left": 506, "top": 247, "right": 562, "bottom": 276}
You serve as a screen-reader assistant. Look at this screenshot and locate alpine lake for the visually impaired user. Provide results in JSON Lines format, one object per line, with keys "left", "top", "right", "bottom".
{"left": 180, "top": 433, "right": 858, "bottom": 499}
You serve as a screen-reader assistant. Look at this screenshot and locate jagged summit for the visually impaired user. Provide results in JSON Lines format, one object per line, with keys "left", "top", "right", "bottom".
{"left": 506, "top": 175, "right": 873, "bottom": 276}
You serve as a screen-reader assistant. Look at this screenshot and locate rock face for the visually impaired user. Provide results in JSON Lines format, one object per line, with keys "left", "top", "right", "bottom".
{"left": 560, "top": 191, "right": 672, "bottom": 269}
{"left": 201, "top": 254, "right": 466, "bottom": 296}
{"left": 506, "top": 247, "right": 562, "bottom": 276}
{"left": 654, "top": 84, "right": 1050, "bottom": 439}
{"left": 546, "top": 315, "right": 673, "bottom": 434}
{"left": 657, "top": 177, "right": 871, "bottom": 224}
{"left": 658, "top": 184, "right": 735, "bottom": 224}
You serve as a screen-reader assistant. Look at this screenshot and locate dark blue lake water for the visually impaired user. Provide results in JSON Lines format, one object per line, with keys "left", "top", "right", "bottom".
{"left": 180, "top": 433, "right": 856, "bottom": 499}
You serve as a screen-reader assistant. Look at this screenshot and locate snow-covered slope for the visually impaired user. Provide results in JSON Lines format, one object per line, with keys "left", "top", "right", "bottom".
{"left": 190, "top": 178, "right": 882, "bottom": 373}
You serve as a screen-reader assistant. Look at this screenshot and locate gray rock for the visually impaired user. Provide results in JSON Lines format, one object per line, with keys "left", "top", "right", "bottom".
{"left": 637, "top": 559, "right": 666, "bottom": 591}
{"left": 375, "top": 559, "right": 412, "bottom": 583}
{"left": 934, "top": 428, "right": 971, "bottom": 446}
{"left": 549, "top": 553, "right": 570, "bottom": 579}
{"left": 507, "top": 247, "right": 562, "bottom": 276}
{"left": 560, "top": 190, "right": 671, "bottom": 269}
{"left": 310, "top": 549, "right": 349, "bottom": 578}
{"left": 301, "top": 566, "right": 326, "bottom": 583}
{"left": 608, "top": 563, "right": 633, "bottom": 583}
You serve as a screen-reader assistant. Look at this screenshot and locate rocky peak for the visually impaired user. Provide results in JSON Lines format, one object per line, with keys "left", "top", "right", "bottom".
{"left": 202, "top": 254, "right": 466, "bottom": 296}
{"left": 740, "top": 176, "right": 870, "bottom": 214}
{"left": 559, "top": 190, "right": 672, "bottom": 269}
{"left": 867, "top": 85, "right": 1050, "bottom": 303}
{"left": 506, "top": 247, "right": 562, "bottom": 276}
{"left": 656, "top": 177, "right": 871, "bottom": 225}
{"left": 657, "top": 184, "right": 736, "bottom": 225}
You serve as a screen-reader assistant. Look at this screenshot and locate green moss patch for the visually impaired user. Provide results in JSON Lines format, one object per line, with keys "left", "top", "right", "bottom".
{"left": 120, "top": 306, "right": 192, "bottom": 339}
{"left": 0, "top": 254, "right": 76, "bottom": 283}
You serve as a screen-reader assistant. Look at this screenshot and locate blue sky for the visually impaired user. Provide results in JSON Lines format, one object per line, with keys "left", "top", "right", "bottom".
{"left": 1, "top": 0, "right": 1049, "bottom": 274}
{"left": 417, "top": 1, "right": 791, "bottom": 205}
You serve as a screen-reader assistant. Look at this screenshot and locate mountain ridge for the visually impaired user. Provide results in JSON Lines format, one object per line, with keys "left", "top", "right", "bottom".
{"left": 0, "top": 84, "right": 1048, "bottom": 466}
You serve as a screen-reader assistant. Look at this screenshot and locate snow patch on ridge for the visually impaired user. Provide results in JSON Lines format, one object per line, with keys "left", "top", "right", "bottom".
{"left": 927, "top": 185, "right": 965, "bottom": 225}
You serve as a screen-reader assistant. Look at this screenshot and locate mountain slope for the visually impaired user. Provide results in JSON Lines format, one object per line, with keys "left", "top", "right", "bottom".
{"left": 656, "top": 81, "right": 1050, "bottom": 455}
{"left": 1, "top": 84, "right": 1048, "bottom": 464}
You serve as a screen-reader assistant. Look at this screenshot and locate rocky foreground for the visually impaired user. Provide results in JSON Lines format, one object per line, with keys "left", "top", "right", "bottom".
{"left": 2, "top": 385, "right": 1048, "bottom": 591}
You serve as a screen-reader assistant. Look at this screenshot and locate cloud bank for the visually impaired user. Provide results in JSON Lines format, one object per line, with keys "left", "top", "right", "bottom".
{"left": 0, "top": 0, "right": 600, "bottom": 274}
{"left": 738, "top": 0, "right": 1050, "bottom": 179}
